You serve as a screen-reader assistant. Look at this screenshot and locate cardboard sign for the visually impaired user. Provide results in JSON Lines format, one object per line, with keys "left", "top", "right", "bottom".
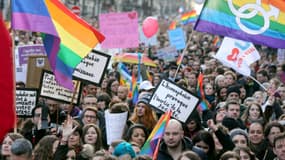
{"left": 156, "top": 46, "right": 178, "bottom": 62}
{"left": 17, "top": 45, "right": 46, "bottom": 65}
{"left": 99, "top": 11, "right": 139, "bottom": 49}
{"left": 73, "top": 50, "right": 111, "bottom": 85}
{"left": 16, "top": 89, "right": 38, "bottom": 117}
{"left": 149, "top": 79, "right": 200, "bottom": 123}
{"left": 39, "top": 70, "right": 82, "bottom": 105}
{"left": 168, "top": 28, "right": 186, "bottom": 50}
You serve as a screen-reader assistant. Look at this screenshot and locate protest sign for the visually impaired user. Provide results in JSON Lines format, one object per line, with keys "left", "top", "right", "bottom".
{"left": 16, "top": 89, "right": 38, "bottom": 117}
{"left": 17, "top": 44, "right": 46, "bottom": 65}
{"left": 168, "top": 28, "right": 186, "bottom": 50}
{"left": 149, "top": 79, "right": 200, "bottom": 123}
{"left": 99, "top": 11, "right": 139, "bottom": 49}
{"left": 73, "top": 50, "right": 111, "bottom": 86}
{"left": 26, "top": 55, "right": 51, "bottom": 89}
{"left": 105, "top": 110, "right": 128, "bottom": 145}
{"left": 39, "top": 70, "right": 82, "bottom": 105}
{"left": 156, "top": 46, "right": 178, "bottom": 62}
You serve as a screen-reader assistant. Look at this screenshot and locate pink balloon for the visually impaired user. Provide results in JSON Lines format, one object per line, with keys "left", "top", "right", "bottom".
{"left": 142, "top": 17, "right": 159, "bottom": 38}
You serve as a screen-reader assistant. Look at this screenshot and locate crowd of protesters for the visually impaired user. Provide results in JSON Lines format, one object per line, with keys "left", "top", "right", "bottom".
{"left": 2, "top": 21, "right": 285, "bottom": 160}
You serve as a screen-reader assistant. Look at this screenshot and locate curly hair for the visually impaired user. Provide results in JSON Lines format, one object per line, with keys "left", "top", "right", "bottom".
{"left": 129, "top": 103, "right": 157, "bottom": 132}
{"left": 33, "top": 135, "right": 59, "bottom": 160}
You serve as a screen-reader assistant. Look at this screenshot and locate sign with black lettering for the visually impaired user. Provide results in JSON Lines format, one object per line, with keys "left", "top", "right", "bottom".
{"left": 16, "top": 89, "right": 38, "bottom": 117}
{"left": 73, "top": 50, "right": 111, "bottom": 85}
{"left": 149, "top": 79, "right": 200, "bottom": 123}
{"left": 39, "top": 70, "right": 82, "bottom": 105}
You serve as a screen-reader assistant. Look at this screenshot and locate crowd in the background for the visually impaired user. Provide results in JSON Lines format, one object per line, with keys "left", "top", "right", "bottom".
{"left": 2, "top": 22, "right": 285, "bottom": 160}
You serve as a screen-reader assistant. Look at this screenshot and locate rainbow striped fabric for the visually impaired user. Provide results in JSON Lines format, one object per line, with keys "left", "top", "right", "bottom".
{"left": 168, "top": 20, "right": 177, "bottom": 30}
{"left": 140, "top": 110, "right": 172, "bottom": 159}
{"left": 12, "top": 0, "right": 105, "bottom": 90}
{"left": 180, "top": 10, "right": 197, "bottom": 25}
{"left": 194, "top": 0, "right": 285, "bottom": 49}
{"left": 196, "top": 73, "right": 211, "bottom": 111}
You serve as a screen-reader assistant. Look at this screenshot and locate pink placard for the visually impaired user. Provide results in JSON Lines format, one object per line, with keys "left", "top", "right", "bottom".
{"left": 99, "top": 11, "right": 139, "bottom": 49}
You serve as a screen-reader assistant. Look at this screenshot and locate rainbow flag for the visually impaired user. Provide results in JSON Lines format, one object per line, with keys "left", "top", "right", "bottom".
{"left": 212, "top": 36, "right": 221, "bottom": 48}
{"left": 169, "top": 20, "right": 177, "bottom": 30}
{"left": 180, "top": 10, "right": 197, "bottom": 25}
{"left": 11, "top": 0, "right": 105, "bottom": 90}
{"left": 117, "top": 62, "right": 131, "bottom": 86}
{"left": 140, "top": 110, "right": 172, "bottom": 159}
{"left": 194, "top": 0, "right": 285, "bottom": 49}
{"left": 131, "top": 73, "right": 139, "bottom": 104}
{"left": 176, "top": 54, "right": 183, "bottom": 66}
{"left": 196, "top": 73, "right": 211, "bottom": 111}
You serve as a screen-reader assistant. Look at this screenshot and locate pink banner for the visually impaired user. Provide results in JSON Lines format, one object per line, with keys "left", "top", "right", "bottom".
{"left": 99, "top": 11, "right": 139, "bottom": 49}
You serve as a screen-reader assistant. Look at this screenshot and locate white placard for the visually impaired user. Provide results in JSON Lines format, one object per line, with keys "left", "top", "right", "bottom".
{"left": 40, "top": 71, "right": 81, "bottom": 104}
{"left": 105, "top": 110, "right": 128, "bottom": 145}
{"left": 16, "top": 89, "right": 38, "bottom": 117}
{"left": 149, "top": 79, "right": 200, "bottom": 123}
{"left": 73, "top": 50, "right": 111, "bottom": 85}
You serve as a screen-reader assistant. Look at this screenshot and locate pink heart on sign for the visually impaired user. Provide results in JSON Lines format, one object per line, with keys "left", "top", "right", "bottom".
{"left": 128, "top": 12, "right": 137, "bottom": 19}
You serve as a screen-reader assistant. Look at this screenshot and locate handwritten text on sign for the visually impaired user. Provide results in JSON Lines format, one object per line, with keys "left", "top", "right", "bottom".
{"left": 149, "top": 79, "right": 199, "bottom": 123}
{"left": 73, "top": 50, "right": 110, "bottom": 85}
{"left": 40, "top": 71, "right": 81, "bottom": 104}
{"left": 16, "top": 89, "right": 38, "bottom": 117}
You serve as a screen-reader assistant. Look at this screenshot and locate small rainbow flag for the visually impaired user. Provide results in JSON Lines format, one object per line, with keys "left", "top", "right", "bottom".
{"left": 140, "top": 110, "right": 172, "bottom": 159}
{"left": 194, "top": 0, "right": 285, "bottom": 49}
{"left": 176, "top": 54, "right": 183, "bottom": 66}
{"left": 180, "top": 10, "right": 197, "bottom": 25}
{"left": 212, "top": 36, "right": 221, "bottom": 48}
{"left": 169, "top": 20, "right": 177, "bottom": 30}
{"left": 117, "top": 62, "right": 131, "bottom": 86}
{"left": 11, "top": 0, "right": 105, "bottom": 90}
{"left": 196, "top": 73, "right": 211, "bottom": 111}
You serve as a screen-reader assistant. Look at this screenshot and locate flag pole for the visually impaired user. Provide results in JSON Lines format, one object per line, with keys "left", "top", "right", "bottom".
{"left": 249, "top": 75, "right": 267, "bottom": 91}
{"left": 70, "top": 81, "right": 80, "bottom": 106}
{"left": 174, "top": 30, "right": 194, "bottom": 80}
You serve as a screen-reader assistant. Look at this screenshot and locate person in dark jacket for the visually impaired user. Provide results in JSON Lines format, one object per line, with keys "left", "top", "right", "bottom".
{"left": 157, "top": 119, "right": 207, "bottom": 160}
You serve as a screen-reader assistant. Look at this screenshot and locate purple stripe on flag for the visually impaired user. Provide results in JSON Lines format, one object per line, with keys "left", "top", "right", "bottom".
{"left": 12, "top": 13, "right": 58, "bottom": 36}
{"left": 54, "top": 70, "right": 73, "bottom": 90}
{"left": 195, "top": 20, "right": 285, "bottom": 49}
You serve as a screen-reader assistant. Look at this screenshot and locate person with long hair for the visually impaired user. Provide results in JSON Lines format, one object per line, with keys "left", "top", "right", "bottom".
{"left": 82, "top": 124, "right": 102, "bottom": 153}
{"left": 1, "top": 133, "right": 23, "bottom": 160}
{"left": 192, "top": 130, "right": 217, "bottom": 160}
{"left": 183, "top": 110, "right": 204, "bottom": 140}
{"left": 241, "top": 102, "right": 267, "bottom": 129}
{"left": 129, "top": 94, "right": 157, "bottom": 133}
{"left": 33, "top": 135, "right": 59, "bottom": 160}
{"left": 125, "top": 124, "right": 148, "bottom": 149}
{"left": 233, "top": 146, "right": 257, "bottom": 160}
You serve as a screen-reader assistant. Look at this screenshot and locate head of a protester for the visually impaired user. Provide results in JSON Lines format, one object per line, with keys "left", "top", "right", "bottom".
{"left": 33, "top": 135, "right": 59, "bottom": 160}
{"left": 224, "top": 100, "right": 241, "bottom": 120}
{"left": 214, "top": 102, "right": 227, "bottom": 124}
{"left": 229, "top": 128, "right": 249, "bottom": 148}
{"left": 108, "top": 139, "right": 125, "bottom": 155}
{"left": 113, "top": 141, "right": 136, "bottom": 158}
{"left": 224, "top": 70, "right": 237, "bottom": 87}
{"left": 85, "top": 83, "right": 98, "bottom": 97}
{"left": 220, "top": 151, "right": 240, "bottom": 160}
{"left": 139, "top": 80, "right": 155, "bottom": 94}
{"left": 177, "top": 150, "right": 201, "bottom": 160}
{"left": 241, "top": 102, "right": 267, "bottom": 129}
{"left": 81, "top": 94, "right": 98, "bottom": 110}
{"left": 82, "top": 123, "right": 102, "bottom": 152}
{"left": 117, "top": 85, "right": 130, "bottom": 102}
{"left": 248, "top": 122, "right": 265, "bottom": 146}
{"left": 125, "top": 124, "right": 148, "bottom": 148}
{"left": 243, "top": 97, "right": 255, "bottom": 107}
{"left": 233, "top": 146, "right": 257, "bottom": 160}
{"left": 252, "top": 90, "right": 266, "bottom": 106}
{"left": 67, "top": 120, "right": 83, "bottom": 149}
{"left": 216, "top": 86, "right": 228, "bottom": 103}
{"left": 129, "top": 93, "right": 157, "bottom": 132}
{"left": 31, "top": 101, "right": 51, "bottom": 128}
{"left": 192, "top": 130, "right": 216, "bottom": 158}
{"left": 256, "top": 69, "right": 269, "bottom": 84}
{"left": 81, "top": 107, "right": 98, "bottom": 125}
{"left": 1, "top": 133, "right": 23, "bottom": 158}
{"left": 226, "top": 85, "right": 241, "bottom": 102}
{"left": 106, "top": 78, "right": 120, "bottom": 98}
{"left": 272, "top": 132, "right": 285, "bottom": 160}
{"left": 183, "top": 110, "right": 203, "bottom": 139}
{"left": 10, "top": 138, "right": 33, "bottom": 160}
{"left": 264, "top": 121, "right": 285, "bottom": 146}
{"left": 214, "top": 74, "right": 226, "bottom": 89}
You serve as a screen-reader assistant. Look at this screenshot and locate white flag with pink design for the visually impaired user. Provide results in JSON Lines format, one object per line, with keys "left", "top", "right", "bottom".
{"left": 213, "top": 37, "right": 260, "bottom": 76}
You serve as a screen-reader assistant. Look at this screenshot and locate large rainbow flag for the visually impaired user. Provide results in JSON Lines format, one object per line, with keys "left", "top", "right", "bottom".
{"left": 194, "top": 0, "right": 285, "bottom": 49}
{"left": 140, "top": 110, "right": 172, "bottom": 159}
{"left": 12, "top": 0, "right": 105, "bottom": 90}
